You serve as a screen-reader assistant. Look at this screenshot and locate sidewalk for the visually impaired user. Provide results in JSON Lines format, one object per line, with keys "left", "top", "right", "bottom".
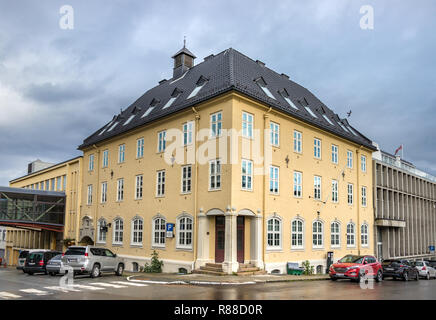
{"left": 127, "top": 272, "right": 330, "bottom": 285}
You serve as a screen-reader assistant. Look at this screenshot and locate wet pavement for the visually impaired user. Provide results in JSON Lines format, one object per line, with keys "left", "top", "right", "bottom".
{"left": 1, "top": 267, "right": 436, "bottom": 300}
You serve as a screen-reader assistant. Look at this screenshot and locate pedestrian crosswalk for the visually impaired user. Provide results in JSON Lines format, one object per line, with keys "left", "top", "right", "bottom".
{"left": 0, "top": 281, "right": 148, "bottom": 300}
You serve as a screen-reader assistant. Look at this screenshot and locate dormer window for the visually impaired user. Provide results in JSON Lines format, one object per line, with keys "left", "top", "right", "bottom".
{"left": 107, "top": 121, "right": 119, "bottom": 132}
{"left": 142, "top": 107, "right": 154, "bottom": 118}
{"left": 322, "top": 114, "right": 334, "bottom": 125}
{"left": 346, "top": 125, "right": 358, "bottom": 136}
{"left": 142, "top": 98, "right": 160, "bottom": 118}
{"left": 337, "top": 121, "right": 349, "bottom": 133}
{"left": 163, "top": 88, "right": 182, "bottom": 109}
{"left": 187, "top": 76, "right": 208, "bottom": 99}
{"left": 305, "top": 107, "right": 318, "bottom": 118}
{"left": 280, "top": 89, "right": 298, "bottom": 110}
{"left": 123, "top": 114, "right": 136, "bottom": 126}
{"left": 255, "top": 77, "right": 276, "bottom": 100}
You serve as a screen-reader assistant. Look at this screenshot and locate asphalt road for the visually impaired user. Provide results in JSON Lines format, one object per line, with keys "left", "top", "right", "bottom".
{"left": 1, "top": 268, "right": 436, "bottom": 300}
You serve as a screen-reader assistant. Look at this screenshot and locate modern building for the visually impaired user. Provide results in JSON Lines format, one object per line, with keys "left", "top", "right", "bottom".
{"left": 77, "top": 46, "right": 376, "bottom": 274}
{"left": 373, "top": 147, "right": 436, "bottom": 261}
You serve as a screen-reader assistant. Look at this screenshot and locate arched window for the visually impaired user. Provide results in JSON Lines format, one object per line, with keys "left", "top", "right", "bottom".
{"left": 177, "top": 216, "right": 193, "bottom": 249}
{"left": 113, "top": 218, "right": 124, "bottom": 244}
{"left": 312, "top": 220, "right": 323, "bottom": 248}
{"left": 291, "top": 219, "right": 304, "bottom": 249}
{"left": 97, "top": 218, "right": 107, "bottom": 243}
{"left": 131, "top": 217, "right": 143, "bottom": 245}
{"left": 361, "top": 223, "right": 369, "bottom": 247}
{"left": 330, "top": 222, "right": 340, "bottom": 248}
{"left": 267, "top": 217, "right": 282, "bottom": 249}
{"left": 152, "top": 217, "right": 166, "bottom": 247}
{"left": 346, "top": 223, "right": 355, "bottom": 247}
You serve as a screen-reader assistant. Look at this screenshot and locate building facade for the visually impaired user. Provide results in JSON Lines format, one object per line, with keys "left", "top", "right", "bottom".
{"left": 77, "top": 46, "right": 376, "bottom": 274}
{"left": 0, "top": 226, "right": 6, "bottom": 262}
{"left": 373, "top": 148, "right": 436, "bottom": 261}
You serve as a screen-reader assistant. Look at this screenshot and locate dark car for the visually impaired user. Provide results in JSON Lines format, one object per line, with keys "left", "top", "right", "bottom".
{"left": 24, "top": 251, "right": 61, "bottom": 275}
{"left": 382, "top": 259, "right": 419, "bottom": 281}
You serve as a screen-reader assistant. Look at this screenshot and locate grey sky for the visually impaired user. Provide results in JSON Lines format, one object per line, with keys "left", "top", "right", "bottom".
{"left": 1, "top": 0, "right": 435, "bottom": 185}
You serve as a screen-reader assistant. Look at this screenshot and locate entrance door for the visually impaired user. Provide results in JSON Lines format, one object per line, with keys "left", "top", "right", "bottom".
{"left": 215, "top": 216, "right": 225, "bottom": 263}
{"left": 237, "top": 216, "right": 245, "bottom": 263}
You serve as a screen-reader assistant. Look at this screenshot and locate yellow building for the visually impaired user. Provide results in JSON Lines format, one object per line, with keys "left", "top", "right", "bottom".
{"left": 7, "top": 156, "right": 83, "bottom": 264}
{"left": 77, "top": 47, "right": 376, "bottom": 274}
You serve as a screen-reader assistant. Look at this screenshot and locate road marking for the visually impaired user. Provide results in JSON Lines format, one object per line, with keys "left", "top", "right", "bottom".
{"left": 70, "top": 284, "right": 105, "bottom": 291}
{"left": 0, "top": 291, "right": 22, "bottom": 299}
{"left": 44, "top": 286, "right": 81, "bottom": 293}
{"left": 110, "top": 281, "right": 148, "bottom": 287}
{"left": 90, "top": 282, "right": 128, "bottom": 288}
{"left": 19, "top": 288, "right": 50, "bottom": 296}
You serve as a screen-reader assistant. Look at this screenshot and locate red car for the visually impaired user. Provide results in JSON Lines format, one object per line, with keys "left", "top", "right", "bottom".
{"left": 329, "top": 255, "right": 383, "bottom": 282}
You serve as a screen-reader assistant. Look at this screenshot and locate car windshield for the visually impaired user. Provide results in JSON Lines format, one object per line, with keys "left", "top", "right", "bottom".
{"left": 64, "top": 248, "right": 86, "bottom": 256}
{"left": 415, "top": 261, "right": 424, "bottom": 266}
{"left": 28, "top": 252, "right": 43, "bottom": 260}
{"left": 338, "top": 255, "right": 364, "bottom": 264}
{"left": 19, "top": 251, "right": 28, "bottom": 259}
{"left": 51, "top": 254, "right": 62, "bottom": 260}
{"left": 382, "top": 260, "right": 396, "bottom": 265}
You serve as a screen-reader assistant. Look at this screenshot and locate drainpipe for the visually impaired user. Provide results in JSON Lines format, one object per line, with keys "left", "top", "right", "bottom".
{"left": 262, "top": 107, "right": 272, "bottom": 268}
{"left": 92, "top": 144, "right": 100, "bottom": 245}
{"left": 192, "top": 107, "right": 200, "bottom": 269}
{"left": 356, "top": 145, "right": 363, "bottom": 256}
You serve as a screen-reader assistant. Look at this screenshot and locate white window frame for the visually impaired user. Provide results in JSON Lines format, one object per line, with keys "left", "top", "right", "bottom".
{"left": 97, "top": 218, "right": 107, "bottom": 244}
{"left": 241, "top": 159, "right": 253, "bottom": 191}
{"left": 332, "top": 180, "right": 338, "bottom": 203}
{"left": 361, "top": 223, "right": 369, "bottom": 247}
{"left": 293, "top": 130, "right": 302, "bottom": 153}
{"left": 347, "top": 150, "right": 353, "bottom": 168}
{"left": 131, "top": 217, "right": 143, "bottom": 246}
{"left": 176, "top": 216, "right": 193, "bottom": 250}
{"left": 361, "top": 186, "right": 367, "bottom": 207}
{"left": 314, "top": 176, "right": 322, "bottom": 200}
{"left": 293, "top": 171, "right": 302, "bottom": 198}
{"left": 209, "top": 159, "right": 221, "bottom": 190}
{"left": 113, "top": 218, "right": 124, "bottom": 245}
{"left": 136, "top": 138, "right": 144, "bottom": 158}
{"left": 330, "top": 222, "right": 340, "bottom": 248}
{"left": 269, "top": 166, "right": 279, "bottom": 194}
{"left": 118, "top": 144, "right": 125, "bottom": 163}
{"left": 348, "top": 183, "right": 354, "bottom": 205}
{"left": 101, "top": 182, "right": 107, "bottom": 203}
{"left": 156, "top": 170, "right": 165, "bottom": 197}
{"left": 102, "top": 149, "right": 109, "bottom": 168}
{"left": 210, "top": 111, "right": 222, "bottom": 138}
{"left": 270, "top": 122, "right": 280, "bottom": 147}
{"left": 312, "top": 220, "right": 324, "bottom": 249}
{"left": 361, "top": 155, "right": 367, "bottom": 172}
{"left": 135, "top": 175, "right": 143, "bottom": 200}
{"left": 117, "top": 178, "right": 124, "bottom": 202}
{"left": 181, "top": 165, "right": 192, "bottom": 194}
{"left": 89, "top": 154, "right": 94, "bottom": 171}
{"left": 347, "top": 223, "right": 355, "bottom": 247}
{"left": 157, "top": 130, "right": 166, "bottom": 153}
{"left": 242, "top": 112, "right": 254, "bottom": 139}
{"left": 314, "top": 138, "right": 321, "bottom": 159}
{"left": 291, "top": 219, "right": 304, "bottom": 250}
{"left": 331, "top": 144, "right": 338, "bottom": 164}
{"left": 266, "top": 217, "right": 282, "bottom": 250}
{"left": 152, "top": 217, "right": 166, "bottom": 248}
{"left": 87, "top": 185, "right": 93, "bottom": 205}
{"left": 183, "top": 121, "right": 194, "bottom": 146}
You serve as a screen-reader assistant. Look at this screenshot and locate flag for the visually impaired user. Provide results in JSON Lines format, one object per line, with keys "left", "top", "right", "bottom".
{"left": 394, "top": 145, "right": 403, "bottom": 156}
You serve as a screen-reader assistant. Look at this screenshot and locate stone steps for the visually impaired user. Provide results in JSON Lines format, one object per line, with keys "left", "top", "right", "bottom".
{"left": 192, "top": 262, "right": 266, "bottom": 276}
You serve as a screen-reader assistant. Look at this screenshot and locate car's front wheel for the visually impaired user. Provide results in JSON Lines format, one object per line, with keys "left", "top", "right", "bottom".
{"left": 91, "top": 264, "right": 101, "bottom": 278}
{"left": 403, "top": 271, "right": 409, "bottom": 281}
{"left": 426, "top": 272, "right": 430, "bottom": 280}
{"left": 115, "top": 264, "right": 124, "bottom": 276}
{"left": 375, "top": 270, "right": 383, "bottom": 282}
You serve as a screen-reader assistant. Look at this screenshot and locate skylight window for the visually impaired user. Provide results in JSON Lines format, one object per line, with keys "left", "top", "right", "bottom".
{"left": 346, "top": 125, "right": 358, "bottom": 136}
{"left": 187, "top": 82, "right": 206, "bottom": 99}
{"left": 107, "top": 122, "right": 119, "bottom": 132}
{"left": 305, "top": 107, "right": 318, "bottom": 118}
{"left": 322, "top": 114, "right": 334, "bottom": 125}
{"left": 282, "top": 94, "right": 298, "bottom": 110}
{"left": 141, "top": 107, "right": 155, "bottom": 118}
{"left": 163, "top": 96, "right": 178, "bottom": 109}
{"left": 123, "top": 114, "right": 136, "bottom": 126}
{"left": 337, "top": 121, "right": 349, "bottom": 132}
{"left": 99, "top": 121, "right": 113, "bottom": 135}
{"left": 255, "top": 78, "right": 276, "bottom": 100}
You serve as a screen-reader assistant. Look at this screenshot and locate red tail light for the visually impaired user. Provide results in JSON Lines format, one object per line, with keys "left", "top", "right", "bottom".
{"left": 422, "top": 266, "right": 426, "bottom": 270}
{"left": 38, "top": 260, "right": 44, "bottom": 266}
{"left": 399, "top": 265, "right": 405, "bottom": 268}
{"left": 85, "top": 253, "right": 88, "bottom": 257}
{"left": 62, "top": 253, "right": 65, "bottom": 257}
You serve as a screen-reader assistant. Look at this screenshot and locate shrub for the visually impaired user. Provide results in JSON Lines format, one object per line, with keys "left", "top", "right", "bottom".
{"left": 302, "top": 260, "right": 314, "bottom": 275}
{"left": 143, "top": 250, "right": 164, "bottom": 273}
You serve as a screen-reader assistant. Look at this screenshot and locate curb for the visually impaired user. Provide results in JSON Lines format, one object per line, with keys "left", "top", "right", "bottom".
{"left": 127, "top": 275, "right": 330, "bottom": 286}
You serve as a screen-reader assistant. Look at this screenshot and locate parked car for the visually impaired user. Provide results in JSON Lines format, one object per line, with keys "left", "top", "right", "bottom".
{"left": 413, "top": 260, "right": 436, "bottom": 280}
{"left": 424, "top": 260, "right": 436, "bottom": 268}
{"left": 61, "top": 246, "right": 124, "bottom": 278}
{"left": 17, "top": 249, "right": 51, "bottom": 272}
{"left": 46, "top": 254, "right": 67, "bottom": 276}
{"left": 329, "top": 255, "right": 383, "bottom": 282}
{"left": 381, "top": 259, "right": 419, "bottom": 281}
{"left": 23, "top": 251, "right": 61, "bottom": 275}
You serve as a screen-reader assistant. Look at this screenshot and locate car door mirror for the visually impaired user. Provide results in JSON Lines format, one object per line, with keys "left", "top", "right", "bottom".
{"left": 363, "top": 261, "right": 368, "bottom": 265}
{"left": 114, "top": 254, "right": 117, "bottom": 258}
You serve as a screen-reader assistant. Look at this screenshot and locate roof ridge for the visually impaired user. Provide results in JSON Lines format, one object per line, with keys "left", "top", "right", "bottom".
{"left": 228, "top": 48, "right": 235, "bottom": 87}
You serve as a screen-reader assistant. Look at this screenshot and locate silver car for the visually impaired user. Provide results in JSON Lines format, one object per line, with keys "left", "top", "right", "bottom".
{"left": 414, "top": 260, "right": 436, "bottom": 280}
{"left": 61, "top": 246, "right": 124, "bottom": 278}
{"left": 46, "top": 254, "right": 67, "bottom": 276}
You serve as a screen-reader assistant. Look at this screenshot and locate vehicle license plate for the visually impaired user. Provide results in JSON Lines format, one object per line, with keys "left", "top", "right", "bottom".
{"left": 29, "top": 263, "right": 35, "bottom": 265}
{"left": 385, "top": 268, "right": 393, "bottom": 271}
{"left": 336, "top": 273, "right": 344, "bottom": 276}
{"left": 68, "top": 259, "right": 77, "bottom": 262}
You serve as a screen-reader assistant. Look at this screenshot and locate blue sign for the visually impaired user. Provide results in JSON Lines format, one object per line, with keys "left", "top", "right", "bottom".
{"left": 429, "top": 245, "right": 435, "bottom": 252}
{"left": 166, "top": 223, "right": 175, "bottom": 238}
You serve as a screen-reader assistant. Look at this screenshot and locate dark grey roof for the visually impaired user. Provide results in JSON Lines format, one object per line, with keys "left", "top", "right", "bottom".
{"left": 172, "top": 46, "right": 196, "bottom": 59}
{"left": 79, "top": 48, "right": 376, "bottom": 150}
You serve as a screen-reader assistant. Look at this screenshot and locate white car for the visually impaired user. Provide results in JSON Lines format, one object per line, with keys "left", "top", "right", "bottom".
{"left": 414, "top": 261, "right": 436, "bottom": 280}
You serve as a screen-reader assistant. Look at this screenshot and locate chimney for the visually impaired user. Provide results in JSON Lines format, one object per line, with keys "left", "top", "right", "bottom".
{"left": 171, "top": 40, "right": 196, "bottom": 79}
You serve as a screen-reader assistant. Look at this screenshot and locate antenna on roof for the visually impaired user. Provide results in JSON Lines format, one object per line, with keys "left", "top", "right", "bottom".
{"left": 347, "top": 110, "right": 352, "bottom": 117}
{"left": 183, "top": 36, "right": 186, "bottom": 48}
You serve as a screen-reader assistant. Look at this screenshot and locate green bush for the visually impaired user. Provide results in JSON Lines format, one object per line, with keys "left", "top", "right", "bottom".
{"left": 302, "top": 260, "right": 314, "bottom": 275}
{"left": 144, "top": 250, "right": 164, "bottom": 273}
